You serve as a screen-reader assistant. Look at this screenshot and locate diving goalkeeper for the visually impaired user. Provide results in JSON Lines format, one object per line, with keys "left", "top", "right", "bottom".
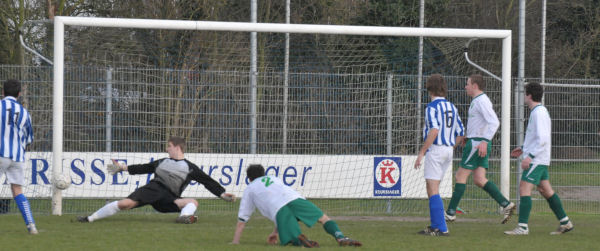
{"left": 76, "top": 136, "right": 235, "bottom": 224}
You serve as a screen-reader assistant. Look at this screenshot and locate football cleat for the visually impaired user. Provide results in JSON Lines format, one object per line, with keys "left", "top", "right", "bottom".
{"left": 445, "top": 211, "right": 456, "bottom": 222}
{"left": 501, "top": 202, "right": 516, "bottom": 224}
{"left": 550, "top": 221, "right": 573, "bottom": 235}
{"left": 175, "top": 215, "right": 198, "bottom": 224}
{"left": 337, "top": 237, "right": 362, "bottom": 247}
{"left": 297, "top": 234, "right": 319, "bottom": 248}
{"left": 76, "top": 216, "right": 90, "bottom": 223}
{"left": 417, "top": 226, "right": 449, "bottom": 237}
{"left": 504, "top": 226, "right": 529, "bottom": 235}
{"left": 27, "top": 223, "right": 38, "bottom": 235}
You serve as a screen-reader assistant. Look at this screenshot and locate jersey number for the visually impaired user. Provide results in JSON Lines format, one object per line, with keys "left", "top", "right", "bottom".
{"left": 261, "top": 177, "right": 273, "bottom": 187}
{"left": 445, "top": 111, "right": 454, "bottom": 128}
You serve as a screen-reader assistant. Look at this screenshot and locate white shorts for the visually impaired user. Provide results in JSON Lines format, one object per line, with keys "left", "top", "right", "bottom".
{"left": 423, "top": 145, "right": 453, "bottom": 180}
{"left": 0, "top": 157, "right": 25, "bottom": 186}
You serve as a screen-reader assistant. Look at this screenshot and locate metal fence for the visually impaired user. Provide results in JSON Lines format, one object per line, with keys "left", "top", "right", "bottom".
{"left": 0, "top": 65, "right": 598, "bottom": 215}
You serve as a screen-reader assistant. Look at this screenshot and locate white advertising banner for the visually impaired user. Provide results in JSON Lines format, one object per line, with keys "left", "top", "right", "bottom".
{"left": 1, "top": 152, "right": 452, "bottom": 198}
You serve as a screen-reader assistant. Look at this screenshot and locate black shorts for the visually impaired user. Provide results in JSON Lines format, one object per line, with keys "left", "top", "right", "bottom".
{"left": 127, "top": 181, "right": 181, "bottom": 213}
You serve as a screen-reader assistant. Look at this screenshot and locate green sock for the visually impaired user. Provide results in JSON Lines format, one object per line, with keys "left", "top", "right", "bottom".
{"left": 483, "top": 181, "right": 510, "bottom": 207}
{"left": 518, "top": 196, "right": 532, "bottom": 224}
{"left": 323, "top": 220, "right": 344, "bottom": 239}
{"left": 546, "top": 193, "right": 568, "bottom": 223}
{"left": 447, "top": 183, "right": 466, "bottom": 215}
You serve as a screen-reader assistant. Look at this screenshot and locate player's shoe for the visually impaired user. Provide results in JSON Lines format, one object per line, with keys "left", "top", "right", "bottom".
{"left": 550, "top": 221, "right": 574, "bottom": 235}
{"left": 445, "top": 211, "right": 456, "bottom": 222}
{"left": 417, "top": 226, "right": 449, "bottom": 237}
{"left": 175, "top": 215, "right": 198, "bottom": 224}
{"left": 337, "top": 237, "right": 362, "bottom": 247}
{"left": 297, "top": 234, "right": 319, "bottom": 248}
{"left": 501, "top": 202, "right": 516, "bottom": 224}
{"left": 504, "top": 226, "right": 529, "bottom": 235}
{"left": 76, "top": 216, "right": 90, "bottom": 223}
{"left": 27, "top": 223, "right": 38, "bottom": 235}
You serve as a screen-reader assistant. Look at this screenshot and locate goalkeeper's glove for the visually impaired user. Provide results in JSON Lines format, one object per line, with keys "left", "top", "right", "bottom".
{"left": 107, "top": 160, "right": 124, "bottom": 175}
{"left": 220, "top": 193, "right": 236, "bottom": 202}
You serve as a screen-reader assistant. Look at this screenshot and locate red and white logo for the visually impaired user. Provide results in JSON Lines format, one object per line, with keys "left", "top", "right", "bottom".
{"left": 375, "top": 159, "right": 400, "bottom": 188}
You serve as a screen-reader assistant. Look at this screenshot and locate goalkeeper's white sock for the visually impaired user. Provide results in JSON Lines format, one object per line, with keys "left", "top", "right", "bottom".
{"left": 88, "top": 201, "right": 120, "bottom": 222}
{"left": 180, "top": 203, "right": 197, "bottom": 216}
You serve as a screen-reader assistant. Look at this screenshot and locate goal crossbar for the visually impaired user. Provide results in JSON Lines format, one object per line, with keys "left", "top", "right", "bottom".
{"left": 52, "top": 16, "right": 512, "bottom": 215}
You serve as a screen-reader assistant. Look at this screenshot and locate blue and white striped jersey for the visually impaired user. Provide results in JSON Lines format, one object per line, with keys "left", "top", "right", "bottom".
{"left": 423, "top": 97, "right": 464, "bottom": 146}
{"left": 0, "top": 96, "right": 34, "bottom": 162}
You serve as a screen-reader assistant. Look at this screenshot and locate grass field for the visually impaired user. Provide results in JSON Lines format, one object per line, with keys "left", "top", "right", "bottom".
{"left": 1, "top": 212, "right": 598, "bottom": 250}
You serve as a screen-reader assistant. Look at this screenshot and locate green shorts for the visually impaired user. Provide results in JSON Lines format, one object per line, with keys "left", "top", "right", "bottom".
{"left": 460, "top": 138, "right": 491, "bottom": 170}
{"left": 275, "top": 198, "right": 324, "bottom": 246}
{"left": 521, "top": 164, "right": 549, "bottom": 185}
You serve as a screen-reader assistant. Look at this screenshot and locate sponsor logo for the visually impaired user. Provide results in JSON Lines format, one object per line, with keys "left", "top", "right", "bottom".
{"left": 373, "top": 157, "right": 401, "bottom": 197}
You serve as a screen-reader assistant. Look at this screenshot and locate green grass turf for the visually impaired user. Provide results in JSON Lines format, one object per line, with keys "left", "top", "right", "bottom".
{"left": 1, "top": 213, "right": 598, "bottom": 250}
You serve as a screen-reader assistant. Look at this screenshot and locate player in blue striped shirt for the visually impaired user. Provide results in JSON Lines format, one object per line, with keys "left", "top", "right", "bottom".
{"left": 414, "top": 74, "right": 464, "bottom": 236}
{"left": 0, "top": 79, "right": 36, "bottom": 234}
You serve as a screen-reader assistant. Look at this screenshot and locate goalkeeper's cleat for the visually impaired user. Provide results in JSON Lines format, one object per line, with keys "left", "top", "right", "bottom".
{"left": 76, "top": 216, "right": 90, "bottom": 223}
{"left": 445, "top": 211, "right": 456, "bottom": 222}
{"left": 550, "top": 221, "right": 573, "bottom": 235}
{"left": 175, "top": 215, "right": 198, "bottom": 224}
{"left": 417, "top": 226, "right": 449, "bottom": 237}
{"left": 337, "top": 237, "right": 362, "bottom": 247}
{"left": 27, "top": 223, "right": 38, "bottom": 235}
{"left": 501, "top": 202, "right": 516, "bottom": 224}
{"left": 504, "top": 226, "right": 529, "bottom": 235}
{"left": 297, "top": 234, "right": 319, "bottom": 248}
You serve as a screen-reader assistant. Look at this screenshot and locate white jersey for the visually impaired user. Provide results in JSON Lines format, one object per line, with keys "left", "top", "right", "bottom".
{"left": 237, "top": 175, "right": 303, "bottom": 223}
{"left": 522, "top": 105, "right": 551, "bottom": 165}
{"left": 466, "top": 93, "right": 499, "bottom": 141}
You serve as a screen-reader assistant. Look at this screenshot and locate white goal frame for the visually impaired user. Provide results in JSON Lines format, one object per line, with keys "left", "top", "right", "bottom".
{"left": 52, "top": 16, "right": 512, "bottom": 215}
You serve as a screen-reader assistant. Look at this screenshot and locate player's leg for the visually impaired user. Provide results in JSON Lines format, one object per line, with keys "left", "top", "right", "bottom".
{"left": 316, "top": 213, "right": 362, "bottom": 246}
{"left": 275, "top": 204, "right": 314, "bottom": 247}
{"left": 420, "top": 146, "right": 451, "bottom": 236}
{"left": 174, "top": 198, "right": 199, "bottom": 224}
{"left": 505, "top": 167, "right": 537, "bottom": 235}
{"left": 446, "top": 167, "right": 471, "bottom": 220}
{"left": 81, "top": 198, "right": 138, "bottom": 223}
{"left": 538, "top": 177, "right": 573, "bottom": 234}
{"left": 473, "top": 167, "right": 514, "bottom": 223}
{"left": 4, "top": 159, "right": 37, "bottom": 234}
{"left": 80, "top": 182, "right": 160, "bottom": 223}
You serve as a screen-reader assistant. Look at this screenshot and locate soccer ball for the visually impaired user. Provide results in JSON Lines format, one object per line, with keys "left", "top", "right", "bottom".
{"left": 52, "top": 173, "right": 71, "bottom": 190}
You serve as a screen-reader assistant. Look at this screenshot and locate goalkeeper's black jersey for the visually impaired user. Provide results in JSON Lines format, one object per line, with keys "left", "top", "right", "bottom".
{"left": 127, "top": 158, "right": 225, "bottom": 197}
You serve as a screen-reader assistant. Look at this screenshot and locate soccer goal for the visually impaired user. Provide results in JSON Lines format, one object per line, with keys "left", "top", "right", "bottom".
{"left": 42, "top": 17, "right": 512, "bottom": 215}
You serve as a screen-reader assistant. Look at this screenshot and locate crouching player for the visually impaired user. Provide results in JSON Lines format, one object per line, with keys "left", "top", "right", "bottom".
{"left": 231, "top": 164, "right": 361, "bottom": 248}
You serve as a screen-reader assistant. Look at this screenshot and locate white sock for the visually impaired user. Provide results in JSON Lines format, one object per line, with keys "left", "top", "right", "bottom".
{"left": 180, "top": 203, "right": 197, "bottom": 216}
{"left": 88, "top": 201, "right": 120, "bottom": 222}
{"left": 518, "top": 223, "right": 528, "bottom": 229}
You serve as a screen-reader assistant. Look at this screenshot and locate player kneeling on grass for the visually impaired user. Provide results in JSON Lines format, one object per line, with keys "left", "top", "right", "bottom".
{"left": 231, "top": 164, "right": 361, "bottom": 248}
{"left": 76, "top": 136, "right": 235, "bottom": 224}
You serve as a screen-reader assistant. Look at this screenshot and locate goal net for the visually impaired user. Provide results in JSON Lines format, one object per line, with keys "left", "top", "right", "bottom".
{"left": 6, "top": 17, "right": 512, "bottom": 215}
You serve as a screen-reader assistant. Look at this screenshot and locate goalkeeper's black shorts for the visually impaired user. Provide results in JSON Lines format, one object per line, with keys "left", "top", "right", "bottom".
{"left": 127, "top": 181, "right": 181, "bottom": 213}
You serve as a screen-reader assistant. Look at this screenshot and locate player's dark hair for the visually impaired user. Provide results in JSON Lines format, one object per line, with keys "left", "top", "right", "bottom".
{"left": 425, "top": 74, "right": 447, "bottom": 97}
{"left": 246, "top": 164, "right": 265, "bottom": 181}
{"left": 168, "top": 136, "right": 186, "bottom": 153}
{"left": 3, "top": 79, "right": 21, "bottom": 98}
{"left": 469, "top": 74, "right": 485, "bottom": 91}
{"left": 525, "top": 82, "right": 543, "bottom": 102}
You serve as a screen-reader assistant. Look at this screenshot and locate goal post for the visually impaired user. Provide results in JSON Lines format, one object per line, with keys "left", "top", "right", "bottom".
{"left": 52, "top": 16, "right": 511, "bottom": 215}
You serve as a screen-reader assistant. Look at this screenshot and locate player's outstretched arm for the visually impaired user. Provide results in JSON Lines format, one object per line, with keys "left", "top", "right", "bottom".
{"left": 107, "top": 159, "right": 127, "bottom": 175}
{"left": 220, "top": 192, "right": 236, "bottom": 202}
{"left": 231, "top": 221, "right": 246, "bottom": 244}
